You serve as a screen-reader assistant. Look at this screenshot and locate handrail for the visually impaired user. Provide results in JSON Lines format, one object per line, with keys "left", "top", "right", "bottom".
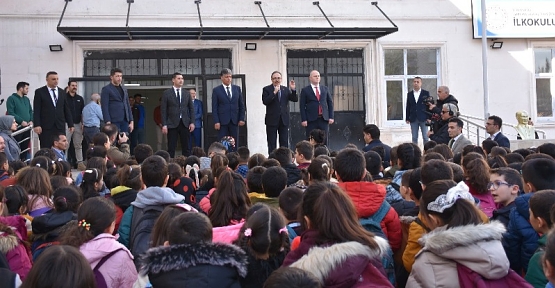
{"left": 12, "top": 125, "right": 35, "bottom": 159}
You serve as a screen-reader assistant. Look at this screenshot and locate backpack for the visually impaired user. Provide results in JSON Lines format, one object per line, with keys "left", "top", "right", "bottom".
{"left": 456, "top": 263, "right": 533, "bottom": 288}
{"left": 94, "top": 248, "right": 124, "bottom": 288}
{"left": 129, "top": 205, "right": 165, "bottom": 259}
{"left": 359, "top": 200, "right": 390, "bottom": 240}
{"left": 359, "top": 200, "right": 395, "bottom": 286}
{"left": 31, "top": 241, "right": 60, "bottom": 261}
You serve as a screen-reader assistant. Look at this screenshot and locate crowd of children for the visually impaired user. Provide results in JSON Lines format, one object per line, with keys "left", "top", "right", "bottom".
{"left": 4, "top": 135, "right": 555, "bottom": 288}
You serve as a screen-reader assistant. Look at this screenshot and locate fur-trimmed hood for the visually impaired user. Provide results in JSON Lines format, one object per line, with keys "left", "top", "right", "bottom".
{"left": 290, "top": 237, "right": 389, "bottom": 284}
{"left": 0, "top": 232, "right": 18, "bottom": 254}
{"left": 417, "top": 221, "right": 509, "bottom": 279}
{"left": 399, "top": 215, "right": 417, "bottom": 225}
{"left": 140, "top": 241, "right": 248, "bottom": 278}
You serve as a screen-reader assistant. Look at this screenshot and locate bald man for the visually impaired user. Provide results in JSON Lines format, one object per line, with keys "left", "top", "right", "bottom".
{"left": 82, "top": 93, "right": 104, "bottom": 145}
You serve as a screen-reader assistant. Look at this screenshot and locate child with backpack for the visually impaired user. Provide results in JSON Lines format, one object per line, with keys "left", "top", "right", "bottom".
{"left": 60, "top": 197, "right": 137, "bottom": 288}
{"left": 110, "top": 164, "right": 141, "bottom": 233}
{"left": 117, "top": 155, "right": 185, "bottom": 258}
{"left": 31, "top": 186, "right": 82, "bottom": 260}
{"left": 407, "top": 180, "right": 531, "bottom": 287}
{"left": 278, "top": 187, "right": 304, "bottom": 245}
{"left": 139, "top": 212, "right": 247, "bottom": 287}
{"left": 525, "top": 190, "right": 555, "bottom": 287}
{"left": 334, "top": 148, "right": 401, "bottom": 250}
{"left": 233, "top": 204, "right": 290, "bottom": 288}
{"left": 283, "top": 182, "right": 393, "bottom": 287}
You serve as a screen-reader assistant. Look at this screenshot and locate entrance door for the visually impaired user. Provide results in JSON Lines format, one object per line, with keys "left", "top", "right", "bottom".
{"left": 203, "top": 75, "right": 248, "bottom": 151}
{"left": 287, "top": 50, "right": 366, "bottom": 152}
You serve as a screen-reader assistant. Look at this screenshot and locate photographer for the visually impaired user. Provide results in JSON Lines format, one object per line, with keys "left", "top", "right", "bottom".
{"left": 424, "top": 86, "right": 459, "bottom": 133}
{"left": 427, "top": 103, "right": 459, "bottom": 145}
{"left": 101, "top": 123, "right": 130, "bottom": 166}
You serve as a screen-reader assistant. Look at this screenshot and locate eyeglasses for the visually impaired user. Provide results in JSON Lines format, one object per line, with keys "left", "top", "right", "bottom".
{"left": 487, "top": 180, "right": 512, "bottom": 190}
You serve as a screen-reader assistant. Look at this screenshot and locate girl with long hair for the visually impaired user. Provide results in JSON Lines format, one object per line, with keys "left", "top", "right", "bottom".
{"left": 462, "top": 152, "right": 496, "bottom": 217}
{"left": 110, "top": 164, "right": 141, "bottom": 233}
{"left": 16, "top": 166, "right": 53, "bottom": 217}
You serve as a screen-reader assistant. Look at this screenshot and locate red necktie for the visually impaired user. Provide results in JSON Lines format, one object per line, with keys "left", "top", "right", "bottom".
{"left": 315, "top": 86, "right": 322, "bottom": 115}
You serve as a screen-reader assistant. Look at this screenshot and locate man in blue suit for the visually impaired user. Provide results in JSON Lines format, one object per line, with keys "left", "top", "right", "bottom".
{"left": 212, "top": 68, "right": 245, "bottom": 151}
{"left": 405, "top": 77, "right": 429, "bottom": 144}
{"left": 486, "top": 115, "right": 510, "bottom": 148}
{"left": 189, "top": 88, "right": 203, "bottom": 149}
{"left": 300, "top": 70, "right": 334, "bottom": 143}
{"left": 100, "top": 68, "right": 133, "bottom": 134}
{"left": 262, "top": 71, "right": 298, "bottom": 155}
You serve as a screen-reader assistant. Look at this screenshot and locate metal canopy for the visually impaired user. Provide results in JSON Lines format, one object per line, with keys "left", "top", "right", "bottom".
{"left": 57, "top": 1, "right": 398, "bottom": 41}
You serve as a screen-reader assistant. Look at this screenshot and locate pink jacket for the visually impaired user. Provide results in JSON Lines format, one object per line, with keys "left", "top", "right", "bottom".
{"left": 0, "top": 216, "right": 32, "bottom": 280}
{"left": 212, "top": 222, "right": 244, "bottom": 244}
{"left": 200, "top": 188, "right": 216, "bottom": 214}
{"left": 80, "top": 234, "right": 137, "bottom": 288}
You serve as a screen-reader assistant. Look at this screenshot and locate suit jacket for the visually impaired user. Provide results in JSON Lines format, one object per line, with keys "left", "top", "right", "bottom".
{"left": 161, "top": 88, "right": 195, "bottom": 129}
{"left": 451, "top": 134, "right": 473, "bottom": 155}
{"left": 193, "top": 99, "right": 203, "bottom": 128}
{"left": 212, "top": 84, "right": 245, "bottom": 125}
{"left": 33, "top": 86, "right": 74, "bottom": 130}
{"left": 299, "top": 84, "right": 334, "bottom": 122}
{"left": 100, "top": 83, "right": 132, "bottom": 123}
{"left": 493, "top": 132, "right": 510, "bottom": 148}
{"left": 405, "top": 89, "right": 430, "bottom": 122}
{"left": 262, "top": 84, "right": 298, "bottom": 126}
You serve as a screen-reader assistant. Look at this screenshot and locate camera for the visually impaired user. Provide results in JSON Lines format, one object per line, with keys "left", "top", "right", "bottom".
{"left": 423, "top": 96, "right": 435, "bottom": 106}
{"left": 119, "top": 132, "right": 128, "bottom": 137}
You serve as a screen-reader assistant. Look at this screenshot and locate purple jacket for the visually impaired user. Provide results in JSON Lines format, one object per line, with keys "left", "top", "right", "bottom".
{"left": 80, "top": 233, "right": 137, "bottom": 288}
{"left": 0, "top": 216, "right": 32, "bottom": 280}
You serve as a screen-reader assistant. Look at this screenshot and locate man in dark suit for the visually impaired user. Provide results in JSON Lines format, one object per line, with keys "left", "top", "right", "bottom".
{"left": 161, "top": 72, "right": 195, "bottom": 157}
{"left": 486, "top": 115, "right": 510, "bottom": 148}
{"left": 189, "top": 88, "right": 203, "bottom": 149}
{"left": 405, "top": 77, "right": 430, "bottom": 144}
{"left": 100, "top": 68, "right": 134, "bottom": 134}
{"left": 262, "top": 71, "right": 298, "bottom": 155}
{"left": 300, "top": 70, "right": 334, "bottom": 143}
{"left": 362, "top": 124, "right": 391, "bottom": 168}
{"left": 33, "top": 71, "right": 74, "bottom": 149}
{"left": 212, "top": 68, "right": 245, "bottom": 151}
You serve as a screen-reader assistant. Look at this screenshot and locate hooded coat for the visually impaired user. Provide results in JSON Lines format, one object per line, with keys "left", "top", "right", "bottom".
{"left": 284, "top": 230, "right": 393, "bottom": 288}
{"left": 407, "top": 221, "right": 510, "bottom": 288}
{"left": 0, "top": 216, "right": 32, "bottom": 280}
{"left": 338, "top": 181, "right": 402, "bottom": 250}
{"left": 139, "top": 241, "right": 248, "bottom": 288}
{"left": 80, "top": 233, "right": 137, "bottom": 288}
{"left": 0, "top": 115, "right": 21, "bottom": 162}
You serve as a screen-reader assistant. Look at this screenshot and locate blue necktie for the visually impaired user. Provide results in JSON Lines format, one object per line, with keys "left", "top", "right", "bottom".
{"left": 226, "top": 86, "right": 231, "bottom": 99}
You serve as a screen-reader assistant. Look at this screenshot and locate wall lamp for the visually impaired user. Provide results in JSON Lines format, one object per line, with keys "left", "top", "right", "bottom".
{"left": 245, "top": 43, "right": 257, "bottom": 51}
{"left": 490, "top": 41, "right": 503, "bottom": 49}
{"left": 49, "top": 45, "right": 63, "bottom": 52}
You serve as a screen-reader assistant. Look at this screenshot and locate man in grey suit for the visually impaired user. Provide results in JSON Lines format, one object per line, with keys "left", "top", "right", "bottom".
{"left": 448, "top": 117, "right": 473, "bottom": 155}
{"left": 161, "top": 72, "right": 195, "bottom": 157}
{"left": 101, "top": 68, "right": 134, "bottom": 134}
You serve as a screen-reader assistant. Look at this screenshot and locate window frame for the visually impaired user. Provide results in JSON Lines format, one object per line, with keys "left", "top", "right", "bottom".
{"left": 531, "top": 42, "right": 555, "bottom": 124}
{"left": 378, "top": 43, "right": 446, "bottom": 127}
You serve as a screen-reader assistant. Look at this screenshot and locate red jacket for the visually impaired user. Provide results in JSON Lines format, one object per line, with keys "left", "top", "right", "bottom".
{"left": 338, "top": 181, "right": 402, "bottom": 250}
{"left": 0, "top": 216, "right": 32, "bottom": 280}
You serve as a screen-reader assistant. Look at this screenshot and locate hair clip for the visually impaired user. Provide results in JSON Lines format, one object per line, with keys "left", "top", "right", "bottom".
{"left": 244, "top": 228, "right": 252, "bottom": 237}
{"left": 427, "top": 181, "right": 475, "bottom": 213}
{"left": 36, "top": 163, "right": 41, "bottom": 167}
{"left": 78, "top": 220, "right": 91, "bottom": 231}
{"left": 279, "top": 227, "right": 288, "bottom": 234}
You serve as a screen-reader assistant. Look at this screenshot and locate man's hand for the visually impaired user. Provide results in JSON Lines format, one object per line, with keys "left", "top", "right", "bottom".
{"left": 301, "top": 121, "right": 307, "bottom": 127}
{"left": 289, "top": 80, "right": 296, "bottom": 90}
{"left": 162, "top": 126, "right": 168, "bottom": 135}
{"left": 214, "top": 123, "right": 221, "bottom": 130}
{"left": 68, "top": 127, "right": 74, "bottom": 133}
{"left": 106, "top": 121, "right": 111, "bottom": 125}
{"left": 328, "top": 119, "right": 334, "bottom": 125}
{"left": 129, "top": 121, "right": 134, "bottom": 133}
{"left": 274, "top": 86, "right": 280, "bottom": 94}
{"left": 427, "top": 103, "right": 436, "bottom": 110}
{"left": 33, "top": 126, "right": 42, "bottom": 134}
{"left": 189, "top": 124, "right": 195, "bottom": 132}
{"left": 28, "top": 121, "right": 33, "bottom": 126}
{"left": 118, "top": 133, "right": 128, "bottom": 143}
{"left": 21, "top": 121, "right": 28, "bottom": 127}
{"left": 406, "top": 121, "right": 410, "bottom": 124}
{"left": 427, "top": 130, "right": 434, "bottom": 137}
{"left": 239, "top": 121, "right": 245, "bottom": 127}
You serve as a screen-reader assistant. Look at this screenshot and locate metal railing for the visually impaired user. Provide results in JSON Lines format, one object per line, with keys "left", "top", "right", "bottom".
{"left": 458, "top": 114, "right": 546, "bottom": 145}
{"left": 12, "top": 125, "right": 35, "bottom": 158}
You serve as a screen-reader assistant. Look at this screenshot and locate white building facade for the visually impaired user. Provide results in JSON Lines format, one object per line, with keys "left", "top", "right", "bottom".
{"left": 0, "top": 0, "right": 553, "bottom": 154}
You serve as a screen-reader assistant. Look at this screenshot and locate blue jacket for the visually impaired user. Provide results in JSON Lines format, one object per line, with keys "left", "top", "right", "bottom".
{"left": 100, "top": 83, "right": 133, "bottom": 123}
{"left": 193, "top": 99, "right": 203, "bottom": 128}
{"left": 385, "top": 170, "right": 405, "bottom": 204}
{"left": 503, "top": 192, "right": 539, "bottom": 274}
{"left": 493, "top": 132, "right": 511, "bottom": 149}
{"left": 405, "top": 90, "right": 429, "bottom": 122}
{"left": 211, "top": 85, "right": 245, "bottom": 125}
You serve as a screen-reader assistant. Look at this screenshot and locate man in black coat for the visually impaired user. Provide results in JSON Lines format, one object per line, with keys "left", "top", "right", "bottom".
{"left": 405, "top": 77, "right": 429, "bottom": 144}
{"left": 299, "top": 70, "right": 334, "bottom": 144}
{"left": 486, "top": 115, "right": 511, "bottom": 148}
{"left": 161, "top": 72, "right": 195, "bottom": 157}
{"left": 33, "top": 71, "right": 74, "bottom": 149}
{"left": 262, "top": 71, "right": 298, "bottom": 155}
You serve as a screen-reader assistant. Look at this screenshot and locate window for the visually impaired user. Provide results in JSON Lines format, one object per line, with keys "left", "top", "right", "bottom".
{"left": 535, "top": 48, "right": 554, "bottom": 118}
{"left": 383, "top": 48, "right": 440, "bottom": 122}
